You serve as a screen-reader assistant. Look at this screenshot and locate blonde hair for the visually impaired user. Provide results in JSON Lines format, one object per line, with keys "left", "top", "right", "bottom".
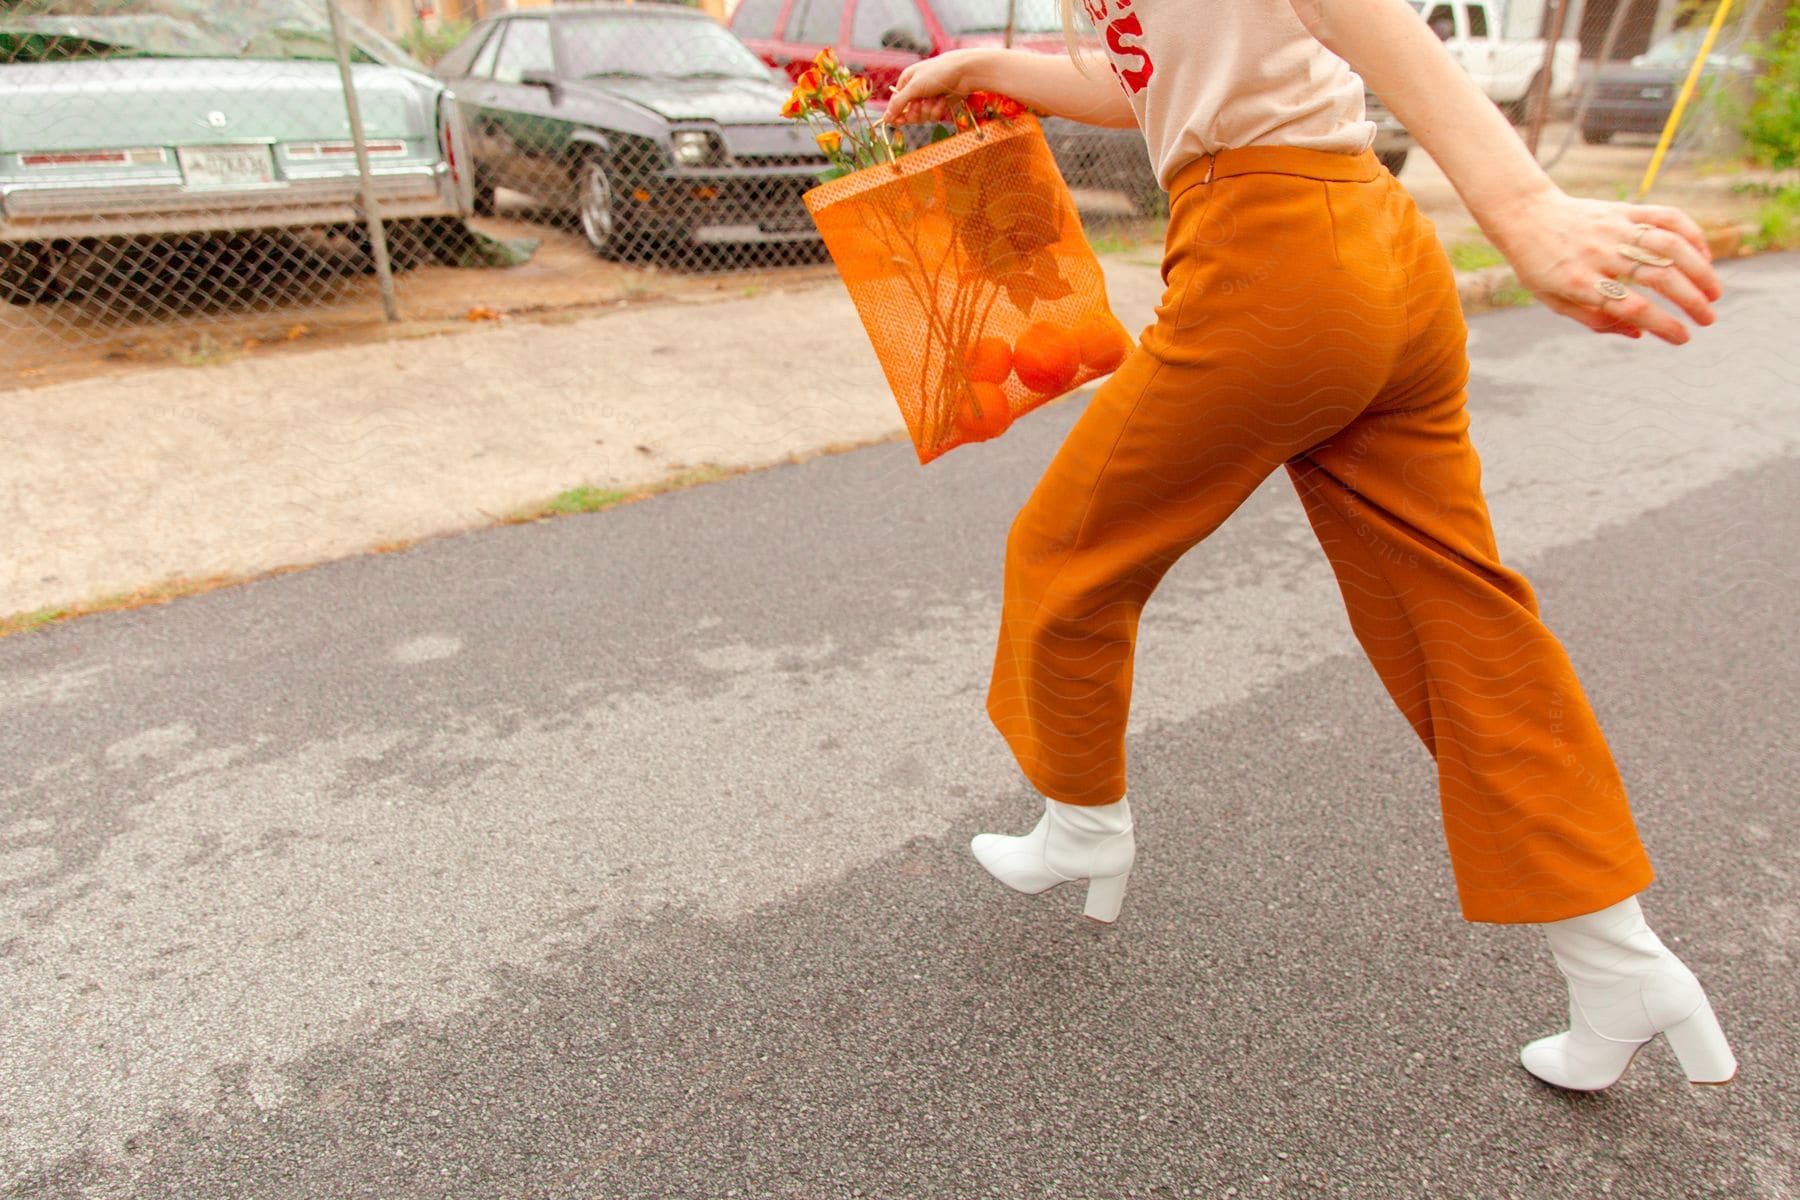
{"left": 1065, "top": 0, "right": 1101, "bottom": 75}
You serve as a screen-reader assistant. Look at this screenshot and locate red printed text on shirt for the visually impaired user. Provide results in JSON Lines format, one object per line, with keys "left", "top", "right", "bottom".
{"left": 1081, "top": 0, "right": 1155, "bottom": 94}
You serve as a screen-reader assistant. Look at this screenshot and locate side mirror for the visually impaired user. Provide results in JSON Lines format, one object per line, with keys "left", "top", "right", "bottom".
{"left": 879, "top": 28, "right": 930, "bottom": 56}
{"left": 520, "top": 68, "right": 562, "bottom": 99}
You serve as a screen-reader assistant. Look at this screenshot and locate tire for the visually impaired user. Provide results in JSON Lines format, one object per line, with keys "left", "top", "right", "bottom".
{"left": 471, "top": 166, "right": 497, "bottom": 217}
{"left": 575, "top": 152, "right": 626, "bottom": 259}
{"left": 0, "top": 243, "right": 59, "bottom": 306}
{"left": 1378, "top": 149, "right": 1410, "bottom": 177}
{"left": 1581, "top": 127, "right": 1615, "bottom": 145}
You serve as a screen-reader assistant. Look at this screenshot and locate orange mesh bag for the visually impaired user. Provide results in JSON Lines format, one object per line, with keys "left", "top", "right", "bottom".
{"left": 803, "top": 114, "right": 1134, "bottom": 465}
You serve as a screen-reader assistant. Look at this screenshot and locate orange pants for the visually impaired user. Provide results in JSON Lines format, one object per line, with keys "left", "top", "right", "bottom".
{"left": 986, "top": 146, "right": 1654, "bottom": 924}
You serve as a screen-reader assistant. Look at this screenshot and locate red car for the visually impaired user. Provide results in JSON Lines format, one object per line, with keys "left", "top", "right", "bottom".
{"left": 730, "top": 0, "right": 1165, "bottom": 211}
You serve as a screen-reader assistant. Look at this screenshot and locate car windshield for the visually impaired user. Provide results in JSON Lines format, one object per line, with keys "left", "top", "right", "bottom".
{"left": 0, "top": 0, "right": 413, "bottom": 65}
{"left": 557, "top": 14, "right": 771, "bottom": 81}
{"left": 1635, "top": 28, "right": 1749, "bottom": 69}
{"left": 933, "top": 0, "right": 1068, "bottom": 35}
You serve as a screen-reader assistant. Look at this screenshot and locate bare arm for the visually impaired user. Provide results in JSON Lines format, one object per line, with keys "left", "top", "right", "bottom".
{"left": 883, "top": 47, "right": 1138, "bottom": 130}
{"left": 1290, "top": 0, "right": 1721, "bottom": 343}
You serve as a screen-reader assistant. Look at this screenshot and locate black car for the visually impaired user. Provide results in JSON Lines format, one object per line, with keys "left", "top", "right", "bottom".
{"left": 1581, "top": 28, "right": 1758, "bottom": 144}
{"left": 434, "top": 3, "right": 827, "bottom": 256}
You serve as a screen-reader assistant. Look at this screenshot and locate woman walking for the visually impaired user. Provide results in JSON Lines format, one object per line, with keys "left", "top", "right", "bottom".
{"left": 884, "top": 0, "right": 1737, "bottom": 1091}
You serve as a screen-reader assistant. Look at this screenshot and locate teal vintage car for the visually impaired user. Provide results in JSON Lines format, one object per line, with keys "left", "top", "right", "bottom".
{"left": 0, "top": 0, "right": 474, "bottom": 304}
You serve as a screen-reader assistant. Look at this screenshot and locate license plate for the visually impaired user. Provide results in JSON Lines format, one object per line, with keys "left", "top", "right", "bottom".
{"left": 1641, "top": 87, "right": 1669, "bottom": 99}
{"left": 177, "top": 144, "right": 275, "bottom": 189}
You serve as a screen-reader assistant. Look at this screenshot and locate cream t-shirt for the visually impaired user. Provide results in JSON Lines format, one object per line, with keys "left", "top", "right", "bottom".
{"left": 1081, "top": 0, "right": 1378, "bottom": 189}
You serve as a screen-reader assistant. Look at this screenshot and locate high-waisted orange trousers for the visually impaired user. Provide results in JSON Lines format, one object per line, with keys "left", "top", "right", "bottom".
{"left": 986, "top": 146, "right": 1654, "bottom": 924}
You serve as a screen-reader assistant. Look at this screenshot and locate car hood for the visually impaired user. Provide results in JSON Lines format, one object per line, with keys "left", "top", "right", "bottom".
{"left": 577, "top": 75, "right": 791, "bottom": 124}
{"left": 0, "top": 57, "right": 438, "bottom": 149}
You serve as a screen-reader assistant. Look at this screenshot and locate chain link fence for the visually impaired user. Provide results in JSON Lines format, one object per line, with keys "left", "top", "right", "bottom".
{"left": 0, "top": 0, "right": 1781, "bottom": 386}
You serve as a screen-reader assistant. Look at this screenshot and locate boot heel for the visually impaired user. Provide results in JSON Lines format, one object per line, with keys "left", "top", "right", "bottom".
{"left": 1082, "top": 872, "right": 1129, "bottom": 924}
{"left": 1663, "top": 997, "right": 1737, "bottom": 1085}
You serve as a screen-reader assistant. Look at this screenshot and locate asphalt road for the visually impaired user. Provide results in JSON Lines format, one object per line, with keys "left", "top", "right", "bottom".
{"left": 3, "top": 256, "right": 1797, "bottom": 1199}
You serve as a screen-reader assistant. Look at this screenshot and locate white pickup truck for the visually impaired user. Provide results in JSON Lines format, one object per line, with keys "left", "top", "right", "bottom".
{"left": 1412, "top": 0, "right": 1580, "bottom": 124}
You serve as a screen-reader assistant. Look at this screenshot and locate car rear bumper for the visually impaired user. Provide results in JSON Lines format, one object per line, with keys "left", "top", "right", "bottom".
{"left": 0, "top": 165, "right": 462, "bottom": 241}
{"left": 1580, "top": 102, "right": 1673, "bottom": 134}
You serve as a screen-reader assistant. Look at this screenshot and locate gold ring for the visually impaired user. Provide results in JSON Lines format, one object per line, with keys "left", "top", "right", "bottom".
{"left": 1632, "top": 223, "right": 1656, "bottom": 246}
{"left": 1595, "top": 278, "right": 1630, "bottom": 302}
{"left": 1619, "top": 244, "right": 1674, "bottom": 268}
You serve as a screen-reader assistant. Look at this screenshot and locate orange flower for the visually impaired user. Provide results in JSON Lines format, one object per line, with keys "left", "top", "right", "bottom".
{"left": 847, "top": 75, "right": 873, "bottom": 105}
{"left": 795, "top": 67, "right": 822, "bottom": 96}
{"left": 780, "top": 90, "right": 807, "bottom": 119}
{"left": 815, "top": 129, "right": 843, "bottom": 155}
{"left": 954, "top": 107, "right": 976, "bottom": 132}
{"left": 820, "top": 84, "right": 854, "bottom": 120}
{"left": 813, "top": 47, "right": 841, "bottom": 74}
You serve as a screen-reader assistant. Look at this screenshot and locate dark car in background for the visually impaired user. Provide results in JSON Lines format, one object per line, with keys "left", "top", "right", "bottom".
{"left": 435, "top": 2, "right": 828, "bottom": 257}
{"left": 1581, "top": 27, "right": 1759, "bottom": 143}
{"left": 732, "top": 0, "right": 1413, "bottom": 198}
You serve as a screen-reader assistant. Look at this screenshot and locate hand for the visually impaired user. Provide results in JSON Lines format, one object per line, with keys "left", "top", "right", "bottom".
{"left": 1492, "top": 190, "right": 1723, "bottom": 345}
{"left": 882, "top": 50, "right": 981, "bottom": 126}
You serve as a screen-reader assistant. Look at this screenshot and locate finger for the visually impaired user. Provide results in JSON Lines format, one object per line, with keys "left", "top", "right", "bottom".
{"left": 1627, "top": 203, "right": 1711, "bottom": 264}
{"left": 1542, "top": 294, "right": 1641, "bottom": 337}
{"left": 1587, "top": 282, "right": 1690, "bottom": 345}
{"left": 1631, "top": 223, "right": 1722, "bottom": 306}
{"left": 1625, "top": 257, "right": 1715, "bottom": 327}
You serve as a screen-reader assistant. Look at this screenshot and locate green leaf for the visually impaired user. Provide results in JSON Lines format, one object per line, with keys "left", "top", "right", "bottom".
{"left": 930, "top": 124, "right": 953, "bottom": 144}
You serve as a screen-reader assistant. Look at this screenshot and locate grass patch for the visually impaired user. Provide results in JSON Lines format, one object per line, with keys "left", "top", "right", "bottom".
{"left": 173, "top": 332, "right": 238, "bottom": 368}
{"left": 1489, "top": 281, "right": 1537, "bottom": 308}
{"left": 0, "top": 607, "right": 70, "bottom": 638}
{"left": 542, "top": 485, "right": 632, "bottom": 516}
{"left": 1746, "top": 185, "right": 1800, "bottom": 251}
{"left": 1088, "top": 230, "right": 1143, "bottom": 256}
{"left": 1447, "top": 239, "right": 1506, "bottom": 272}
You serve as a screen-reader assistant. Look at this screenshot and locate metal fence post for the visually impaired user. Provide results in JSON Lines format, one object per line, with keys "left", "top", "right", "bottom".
{"left": 327, "top": 0, "right": 401, "bottom": 323}
{"left": 1524, "top": 0, "right": 1571, "bottom": 155}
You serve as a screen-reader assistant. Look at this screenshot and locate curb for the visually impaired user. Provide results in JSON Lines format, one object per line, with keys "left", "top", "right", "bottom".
{"left": 1453, "top": 221, "right": 1754, "bottom": 311}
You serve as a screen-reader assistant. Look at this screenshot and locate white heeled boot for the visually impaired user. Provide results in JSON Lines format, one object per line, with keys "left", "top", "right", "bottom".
{"left": 969, "top": 794, "right": 1135, "bottom": 923}
{"left": 1520, "top": 896, "right": 1737, "bottom": 1091}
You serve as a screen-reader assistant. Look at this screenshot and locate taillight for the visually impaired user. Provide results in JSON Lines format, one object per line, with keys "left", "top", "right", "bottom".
{"left": 285, "top": 140, "right": 408, "bottom": 159}
{"left": 19, "top": 147, "right": 166, "bottom": 168}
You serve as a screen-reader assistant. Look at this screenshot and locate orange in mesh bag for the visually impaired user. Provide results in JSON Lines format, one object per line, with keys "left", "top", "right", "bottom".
{"left": 803, "top": 113, "right": 1134, "bottom": 464}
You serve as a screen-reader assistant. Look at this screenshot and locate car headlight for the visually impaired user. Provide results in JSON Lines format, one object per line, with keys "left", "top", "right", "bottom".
{"left": 672, "top": 130, "right": 714, "bottom": 166}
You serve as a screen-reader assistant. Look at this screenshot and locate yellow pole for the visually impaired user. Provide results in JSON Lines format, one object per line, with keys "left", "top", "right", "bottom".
{"left": 1636, "top": 0, "right": 1736, "bottom": 197}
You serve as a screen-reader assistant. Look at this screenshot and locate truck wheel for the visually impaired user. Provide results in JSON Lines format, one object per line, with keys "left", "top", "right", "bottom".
{"left": 1581, "top": 127, "right": 1615, "bottom": 145}
{"left": 1378, "top": 150, "right": 1410, "bottom": 177}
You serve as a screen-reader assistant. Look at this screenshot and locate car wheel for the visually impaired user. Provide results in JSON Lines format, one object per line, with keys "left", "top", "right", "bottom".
{"left": 471, "top": 166, "right": 497, "bottom": 217}
{"left": 1581, "top": 127, "right": 1615, "bottom": 145}
{"left": 1378, "top": 149, "right": 1410, "bottom": 177}
{"left": 576, "top": 153, "right": 625, "bottom": 259}
{"left": 0, "top": 243, "right": 59, "bottom": 306}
